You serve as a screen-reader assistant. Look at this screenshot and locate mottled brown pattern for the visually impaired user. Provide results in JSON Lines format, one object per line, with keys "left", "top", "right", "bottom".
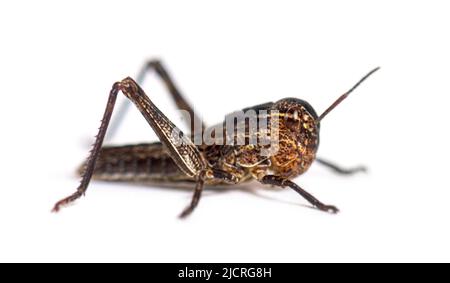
{"left": 269, "top": 100, "right": 319, "bottom": 178}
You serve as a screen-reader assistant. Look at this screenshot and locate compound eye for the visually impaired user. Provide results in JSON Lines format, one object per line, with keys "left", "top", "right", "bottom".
{"left": 285, "top": 107, "right": 301, "bottom": 131}
{"left": 286, "top": 106, "right": 298, "bottom": 117}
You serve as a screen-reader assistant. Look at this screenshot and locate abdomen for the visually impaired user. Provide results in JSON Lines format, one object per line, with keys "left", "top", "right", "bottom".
{"left": 89, "top": 142, "right": 195, "bottom": 184}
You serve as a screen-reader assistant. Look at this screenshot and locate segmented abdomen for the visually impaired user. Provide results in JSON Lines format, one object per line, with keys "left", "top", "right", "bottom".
{"left": 88, "top": 142, "right": 194, "bottom": 183}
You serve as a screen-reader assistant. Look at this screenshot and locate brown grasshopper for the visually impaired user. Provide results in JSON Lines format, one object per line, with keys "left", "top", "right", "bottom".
{"left": 52, "top": 60, "right": 379, "bottom": 217}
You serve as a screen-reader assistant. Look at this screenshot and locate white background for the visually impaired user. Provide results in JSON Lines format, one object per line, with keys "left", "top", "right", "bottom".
{"left": 1, "top": 0, "right": 449, "bottom": 262}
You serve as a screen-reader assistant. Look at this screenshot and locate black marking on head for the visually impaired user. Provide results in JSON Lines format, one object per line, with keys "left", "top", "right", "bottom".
{"left": 275, "top": 97, "right": 319, "bottom": 121}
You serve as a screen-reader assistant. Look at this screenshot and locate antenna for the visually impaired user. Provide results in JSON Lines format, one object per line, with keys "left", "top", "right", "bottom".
{"left": 317, "top": 67, "right": 380, "bottom": 122}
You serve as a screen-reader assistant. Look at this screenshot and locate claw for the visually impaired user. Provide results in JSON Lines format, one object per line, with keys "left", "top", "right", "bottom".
{"left": 318, "top": 204, "right": 339, "bottom": 214}
{"left": 179, "top": 207, "right": 193, "bottom": 219}
{"left": 51, "top": 191, "right": 83, "bottom": 213}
